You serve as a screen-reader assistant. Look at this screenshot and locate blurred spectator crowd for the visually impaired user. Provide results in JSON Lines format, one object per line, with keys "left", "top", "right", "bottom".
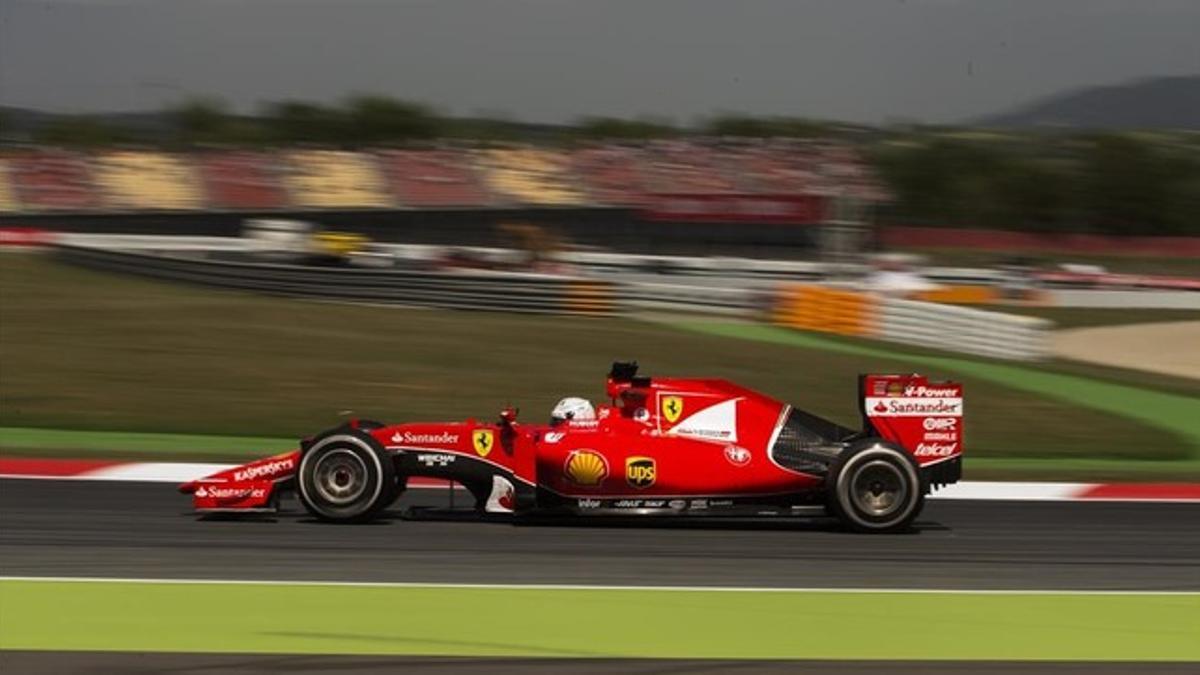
{"left": 0, "top": 141, "right": 884, "bottom": 213}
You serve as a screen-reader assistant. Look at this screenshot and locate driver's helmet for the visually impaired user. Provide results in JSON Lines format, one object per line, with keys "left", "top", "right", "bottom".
{"left": 550, "top": 397, "right": 596, "bottom": 425}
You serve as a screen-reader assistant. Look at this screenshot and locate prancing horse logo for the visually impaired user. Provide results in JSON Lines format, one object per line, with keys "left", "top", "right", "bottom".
{"left": 472, "top": 429, "right": 494, "bottom": 457}
{"left": 661, "top": 396, "right": 684, "bottom": 423}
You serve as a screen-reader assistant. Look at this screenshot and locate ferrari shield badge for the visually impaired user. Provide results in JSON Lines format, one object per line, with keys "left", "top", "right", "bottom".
{"left": 661, "top": 395, "right": 684, "bottom": 423}
{"left": 472, "top": 429, "right": 494, "bottom": 457}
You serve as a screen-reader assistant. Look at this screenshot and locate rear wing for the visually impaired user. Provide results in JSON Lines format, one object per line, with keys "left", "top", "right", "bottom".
{"left": 859, "top": 374, "right": 963, "bottom": 486}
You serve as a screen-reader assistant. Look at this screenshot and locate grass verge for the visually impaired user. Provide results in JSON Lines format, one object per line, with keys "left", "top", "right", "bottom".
{"left": 1, "top": 254, "right": 1196, "bottom": 474}
{"left": 1, "top": 579, "right": 1197, "bottom": 661}
{"left": 0, "top": 426, "right": 292, "bottom": 460}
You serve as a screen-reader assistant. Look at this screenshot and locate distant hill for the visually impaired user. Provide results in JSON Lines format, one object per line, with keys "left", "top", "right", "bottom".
{"left": 977, "top": 75, "right": 1200, "bottom": 130}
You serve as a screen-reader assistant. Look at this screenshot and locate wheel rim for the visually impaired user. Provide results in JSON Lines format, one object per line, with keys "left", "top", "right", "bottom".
{"left": 849, "top": 459, "right": 908, "bottom": 518}
{"left": 312, "top": 449, "right": 369, "bottom": 505}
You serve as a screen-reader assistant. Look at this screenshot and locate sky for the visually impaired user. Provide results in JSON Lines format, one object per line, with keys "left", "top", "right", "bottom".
{"left": 1, "top": 0, "right": 1197, "bottom": 125}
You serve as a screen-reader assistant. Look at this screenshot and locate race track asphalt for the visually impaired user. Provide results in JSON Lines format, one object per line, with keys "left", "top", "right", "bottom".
{"left": 3, "top": 479, "right": 1199, "bottom": 590}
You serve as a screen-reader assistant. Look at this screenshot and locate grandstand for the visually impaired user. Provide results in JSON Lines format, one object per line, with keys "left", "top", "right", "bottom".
{"left": 0, "top": 160, "right": 16, "bottom": 212}
{"left": 0, "top": 142, "right": 884, "bottom": 216}
{"left": 479, "top": 149, "right": 588, "bottom": 206}
{"left": 816, "top": 144, "right": 889, "bottom": 201}
{"left": 92, "top": 151, "right": 205, "bottom": 210}
{"left": 640, "top": 141, "right": 738, "bottom": 194}
{"left": 3, "top": 150, "right": 99, "bottom": 211}
{"left": 571, "top": 146, "right": 649, "bottom": 206}
{"left": 196, "top": 151, "right": 287, "bottom": 210}
{"left": 725, "top": 141, "right": 819, "bottom": 193}
{"left": 377, "top": 149, "right": 492, "bottom": 207}
{"left": 281, "top": 151, "right": 393, "bottom": 209}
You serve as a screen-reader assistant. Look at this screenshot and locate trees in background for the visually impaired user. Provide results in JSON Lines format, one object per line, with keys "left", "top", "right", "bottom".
{"left": 705, "top": 115, "right": 829, "bottom": 139}
{"left": 164, "top": 96, "right": 445, "bottom": 146}
{"left": 574, "top": 117, "right": 678, "bottom": 140}
{"left": 1078, "top": 134, "right": 1200, "bottom": 236}
{"left": 32, "top": 116, "right": 132, "bottom": 147}
{"left": 170, "top": 98, "right": 234, "bottom": 145}
{"left": 343, "top": 96, "right": 441, "bottom": 144}
{"left": 873, "top": 133, "right": 1199, "bottom": 236}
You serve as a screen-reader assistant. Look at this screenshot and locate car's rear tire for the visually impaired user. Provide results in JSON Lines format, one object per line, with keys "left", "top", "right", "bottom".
{"left": 827, "top": 440, "right": 924, "bottom": 533}
{"left": 297, "top": 428, "right": 397, "bottom": 523}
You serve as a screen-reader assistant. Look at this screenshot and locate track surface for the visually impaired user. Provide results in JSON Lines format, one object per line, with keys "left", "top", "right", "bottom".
{"left": 2, "top": 479, "right": 1199, "bottom": 590}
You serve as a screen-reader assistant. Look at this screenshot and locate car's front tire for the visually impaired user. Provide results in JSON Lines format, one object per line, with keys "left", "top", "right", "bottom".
{"left": 827, "top": 440, "right": 924, "bottom": 533}
{"left": 296, "top": 429, "right": 397, "bottom": 523}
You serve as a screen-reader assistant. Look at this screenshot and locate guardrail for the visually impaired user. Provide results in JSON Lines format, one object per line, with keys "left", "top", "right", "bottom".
{"left": 879, "top": 299, "right": 1050, "bottom": 361}
{"left": 1045, "top": 289, "right": 1200, "bottom": 310}
{"left": 773, "top": 284, "right": 1051, "bottom": 361}
{"left": 55, "top": 245, "right": 616, "bottom": 316}
{"left": 615, "top": 281, "right": 763, "bottom": 316}
{"left": 45, "top": 233, "right": 1198, "bottom": 296}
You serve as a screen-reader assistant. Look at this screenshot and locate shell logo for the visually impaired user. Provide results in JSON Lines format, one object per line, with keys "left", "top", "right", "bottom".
{"left": 564, "top": 450, "right": 608, "bottom": 487}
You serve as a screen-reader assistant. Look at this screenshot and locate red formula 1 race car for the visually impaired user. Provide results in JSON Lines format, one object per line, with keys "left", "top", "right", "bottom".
{"left": 180, "top": 363, "right": 963, "bottom": 532}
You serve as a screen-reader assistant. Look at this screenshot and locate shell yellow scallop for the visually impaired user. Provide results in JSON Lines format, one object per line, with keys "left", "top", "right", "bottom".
{"left": 564, "top": 450, "right": 608, "bottom": 486}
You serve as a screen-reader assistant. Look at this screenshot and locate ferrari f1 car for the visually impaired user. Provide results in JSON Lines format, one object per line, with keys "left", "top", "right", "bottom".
{"left": 180, "top": 363, "right": 963, "bottom": 532}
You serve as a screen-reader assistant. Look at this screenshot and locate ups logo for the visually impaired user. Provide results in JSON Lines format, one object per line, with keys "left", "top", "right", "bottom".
{"left": 625, "top": 456, "right": 656, "bottom": 489}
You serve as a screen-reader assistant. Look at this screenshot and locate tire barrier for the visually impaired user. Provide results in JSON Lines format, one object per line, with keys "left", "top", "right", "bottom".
{"left": 54, "top": 244, "right": 616, "bottom": 316}
{"left": 772, "top": 285, "right": 876, "bottom": 336}
{"left": 773, "top": 284, "right": 1051, "bottom": 361}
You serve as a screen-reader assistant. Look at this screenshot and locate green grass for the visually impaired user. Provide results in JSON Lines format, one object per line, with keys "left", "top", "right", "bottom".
{"left": 1, "top": 580, "right": 1197, "bottom": 660}
{"left": 0, "top": 254, "right": 1196, "bottom": 471}
{"left": 987, "top": 305, "right": 1200, "bottom": 330}
{"left": 0, "top": 427, "right": 292, "bottom": 459}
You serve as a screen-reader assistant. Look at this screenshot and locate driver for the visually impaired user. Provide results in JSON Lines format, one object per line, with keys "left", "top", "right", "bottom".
{"left": 550, "top": 397, "right": 596, "bottom": 426}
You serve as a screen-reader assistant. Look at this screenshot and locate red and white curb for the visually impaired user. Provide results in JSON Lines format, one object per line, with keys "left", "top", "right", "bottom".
{"left": 930, "top": 480, "right": 1200, "bottom": 502}
{"left": 2, "top": 457, "right": 1200, "bottom": 502}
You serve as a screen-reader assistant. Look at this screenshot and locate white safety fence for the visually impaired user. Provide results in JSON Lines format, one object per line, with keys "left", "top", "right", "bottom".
{"left": 879, "top": 298, "right": 1052, "bottom": 361}
{"left": 1046, "top": 289, "right": 1200, "bottom": 310}
{"left": 614, "top": 282, "right": 763, "bottom": 316}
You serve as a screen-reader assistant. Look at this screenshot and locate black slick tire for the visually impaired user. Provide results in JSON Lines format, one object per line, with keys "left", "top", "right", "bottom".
{"left": 827, "top": 439, "right": 924, "bottom": 533}
{"left": 296, "top": 428, "right": 397, "bottom": 523}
